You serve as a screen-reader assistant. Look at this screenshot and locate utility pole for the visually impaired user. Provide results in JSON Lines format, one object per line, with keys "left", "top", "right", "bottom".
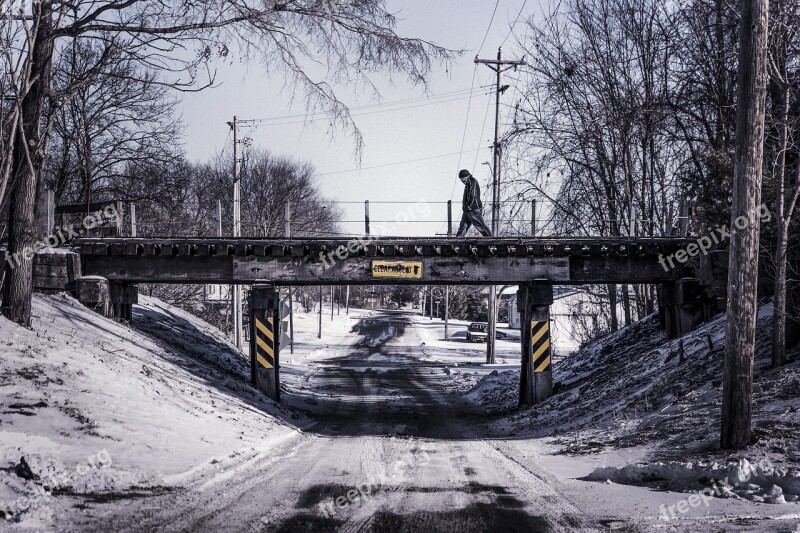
{"left": 475, "top": 48, "right": 526, "bottom": 365}
{"left": 285, "top": 201, "right": 294, "bottom": 354}
{"left": 318, "top": 286, "right": 323, "bottom": 339}
{"left": 722, "top": 0, "right": 769, "bottom": 450}
{"left": 445, "top": 218, "right": 452, "bottom": 340}
{"left": 217, "top": 200, "right": 223, "bottom": 237}
{"left": 228, "top": 116, "right": 244, "bottom": 352}
{"left": 130, "top": 204, "right": 137, "bottom": 237}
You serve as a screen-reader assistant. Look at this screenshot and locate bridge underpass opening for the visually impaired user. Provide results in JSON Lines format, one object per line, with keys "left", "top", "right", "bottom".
{"left": 68, "top": 236, "right": 721, "bottom": 407}
{"left": 248, "top": 282, "right": 556, "bottom": 407}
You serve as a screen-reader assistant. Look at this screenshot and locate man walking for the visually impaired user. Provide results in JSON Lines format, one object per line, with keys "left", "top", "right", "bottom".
{"left": 455, "top": 169, "right": 493, "bottom": 237}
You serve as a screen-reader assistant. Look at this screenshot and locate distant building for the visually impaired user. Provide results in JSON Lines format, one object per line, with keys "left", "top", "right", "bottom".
{"left": 507, "top": 287, "right": 582, "bottom": 358}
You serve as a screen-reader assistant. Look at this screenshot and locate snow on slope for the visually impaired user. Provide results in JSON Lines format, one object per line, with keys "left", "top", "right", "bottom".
{"left": 464, "top": 304, "right": 800, "bottom": 504}
{"left": 0, "top": 293, "right": 302, "bottom": 527}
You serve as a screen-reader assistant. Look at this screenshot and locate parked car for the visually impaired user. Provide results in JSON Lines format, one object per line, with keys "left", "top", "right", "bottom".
{"left": 466, "top": 322, "right": 509, "bottom": 342}
{"left": 466, "top": 322, "right": 488, "bottom": 342}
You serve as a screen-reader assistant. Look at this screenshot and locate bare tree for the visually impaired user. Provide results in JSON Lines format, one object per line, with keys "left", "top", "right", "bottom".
{"left": 237, "top": 149, "right": 342, "bottom": 237}
{"left": 46, "top": 40, "right": 182, "bottom": 207}
{"left": 1, "top": 0, "right": 58, "bottom": 325}
{"left": 506, "top": 0, "right": 683, "bottom": 332}
{"left": 721, "top": 0, "right": 770, "bottom": 450}
{"left": 133, "top": 148, "right": 342, "bottom": 334}
{"left": 0, "top": 0, "right": 455, "bottom": 326}
{"left": 766, "top": 0, "right": 800, "bottom": 367}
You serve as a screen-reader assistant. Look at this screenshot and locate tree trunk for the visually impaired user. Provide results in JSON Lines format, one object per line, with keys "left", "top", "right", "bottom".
{"left": 721, "top": 0, "right": 769, "bottom": 450}
{"left": 774, "top": 223, "right": 788, "bottom": 366}
{"left": 771, "top": 1, "right": 790, "bottom": 368}
{"left": 622, "top": 284, "right": 632, "bottom": 327}
{"left": 772, "top": 86, "right": 789, "bottom": 368}
{"left": 1, "top": 1, "right": 56, "bottom": 326}
{"left": 608, "top": 284, "right": 618, "bottom": 332}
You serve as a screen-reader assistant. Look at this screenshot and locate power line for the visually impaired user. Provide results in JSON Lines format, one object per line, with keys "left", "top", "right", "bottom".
{"left": 501, "top": 0, "right": 528, "bottom": 47}
{"left": 315, "top": 148, "right": 482, "bottom": 176}
{"left": 322, "top": 201, "right": 450, "bottom": 205}
{"left": 219, "top": 129, "right": 232, "bottom": 159}
{"left": 240, "top": 88, "right": 486, "bottom": 125}
{"left": 457, "top": 65, "right": 479, "bottom": 172}
{"left": 473, "top": 90, "right": 494, "bottom": 170}
{"left": 241, "top": 94, "right": 485, "bottom": 128}
{"left": 478, "top": 0, "right": 502, "bottom": 55}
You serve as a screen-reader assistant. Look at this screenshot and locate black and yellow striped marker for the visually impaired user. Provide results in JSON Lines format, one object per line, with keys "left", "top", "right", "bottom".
{"left": 531, "top": 320, "right": 551, "bottom": 373}
{"left": 255, "top": 316, "right": 276, "bottom": 370}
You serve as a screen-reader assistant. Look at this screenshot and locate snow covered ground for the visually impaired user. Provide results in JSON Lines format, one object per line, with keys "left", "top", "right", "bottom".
{"left": 0, "top": 293, "right": 303, "bottom": 528}
{"left": 0, "top": 292, "right": 798, "bottom": 531}
{"left": 464, "top": 302, "right": 800, "bottom": 529}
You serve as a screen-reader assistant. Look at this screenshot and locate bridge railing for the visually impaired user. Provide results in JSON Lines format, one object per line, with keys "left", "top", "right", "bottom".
{"left": 119, "top": 198, "right": 686, "bottom": 240}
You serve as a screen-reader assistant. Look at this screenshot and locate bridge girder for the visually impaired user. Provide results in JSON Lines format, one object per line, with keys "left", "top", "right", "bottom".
{"left": 76, "top": 237, "right": 694, "bottom": 285}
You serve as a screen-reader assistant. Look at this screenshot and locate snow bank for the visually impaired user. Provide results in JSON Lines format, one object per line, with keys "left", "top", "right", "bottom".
{"left": 586, "top": 458, "right": 800, "bottom": 503}
{"left": 465, "top": 299, "right": 800, "bottom": 508}
{"left": 463, "top": 370, "right": 518, "bottom": 413}
{"left": 0, "top": 293, "right": 299, "bottom": 526}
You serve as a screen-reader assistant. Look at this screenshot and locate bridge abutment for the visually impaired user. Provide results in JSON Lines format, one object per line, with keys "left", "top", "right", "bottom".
{"left": 518, "top": 281, "right": 554, "bottom": 406}
{"left": 658, "top": 278, "right": 718, "bottom": 339}
{"left": 73, "top": 277, "right": 137, "bottom": 322}
{"left": 249, "top": 284, "right": 281, "bottom": 402}
{"left": 74, "top": 277, "right": 113, "bottom": 318}
{"left": 110, "top": 282, "right": 137, "bottom": 322}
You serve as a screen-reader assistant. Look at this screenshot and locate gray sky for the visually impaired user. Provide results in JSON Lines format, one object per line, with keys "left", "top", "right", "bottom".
{"left": 179, "top": 1, "right": 538, "bottom": 236}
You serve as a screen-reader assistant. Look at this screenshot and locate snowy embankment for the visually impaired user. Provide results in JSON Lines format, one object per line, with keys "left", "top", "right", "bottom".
{"left": 0, "top": 293, "right": 301, "bottom": 526}
{"left": 464, "top": 303, "right": 800, "bottom": 504}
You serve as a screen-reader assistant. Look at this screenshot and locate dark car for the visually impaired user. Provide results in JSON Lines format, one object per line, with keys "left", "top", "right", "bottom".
{"left": 466, "top": 322, "right": 509, "bottom": 342}
{"left": 466, "top": 322, "right": 488, "bottom": 342}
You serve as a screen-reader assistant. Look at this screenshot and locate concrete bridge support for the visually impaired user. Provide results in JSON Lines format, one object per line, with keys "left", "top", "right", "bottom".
{"left": 518, "top": 281, "right": 554, "bottom": 406}
{"left": 249, "top": 284, "right": 281, "bottom": 402}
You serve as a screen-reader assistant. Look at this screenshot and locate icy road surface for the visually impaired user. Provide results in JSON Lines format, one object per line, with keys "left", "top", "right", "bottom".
{"left": 62, "top": 312, "right": 596, "bottom": 532}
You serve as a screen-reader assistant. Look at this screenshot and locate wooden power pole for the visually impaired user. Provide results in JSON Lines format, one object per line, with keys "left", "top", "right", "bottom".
{"left": 228, "top": 116, "right": 244, "bottom": 352}
{"left": 285, "top": 201, "right": 294, "bottom": 354}
{"left": 476, "top": 48, "right": 525, "bottom": 364}
{"left": 722, "top": 0, "right": 769, "bottom": 450}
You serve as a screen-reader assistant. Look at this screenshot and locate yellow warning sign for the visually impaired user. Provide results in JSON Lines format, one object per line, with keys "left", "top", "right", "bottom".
{"left": 371, "top": 260, "right": 423, "bottom": 279}
{"left": 531, "top": 320, "right": 551, "bottom": 373}
{"left": 255, "top": 316, "right": 275, "bottom": 369}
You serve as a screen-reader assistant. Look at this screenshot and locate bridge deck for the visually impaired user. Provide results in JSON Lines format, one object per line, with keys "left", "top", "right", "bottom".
{"left": 75, "top": 237, "right": 693, "bottom": 285}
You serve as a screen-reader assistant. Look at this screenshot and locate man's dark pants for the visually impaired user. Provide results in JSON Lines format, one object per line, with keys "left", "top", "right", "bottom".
{"left": 456, "top": 209, "right": 493, "bottom": 237}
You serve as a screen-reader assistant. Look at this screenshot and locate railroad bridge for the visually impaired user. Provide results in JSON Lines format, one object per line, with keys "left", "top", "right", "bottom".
{"left": 45, "top": 236, "right": 726, "bottom": 406}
